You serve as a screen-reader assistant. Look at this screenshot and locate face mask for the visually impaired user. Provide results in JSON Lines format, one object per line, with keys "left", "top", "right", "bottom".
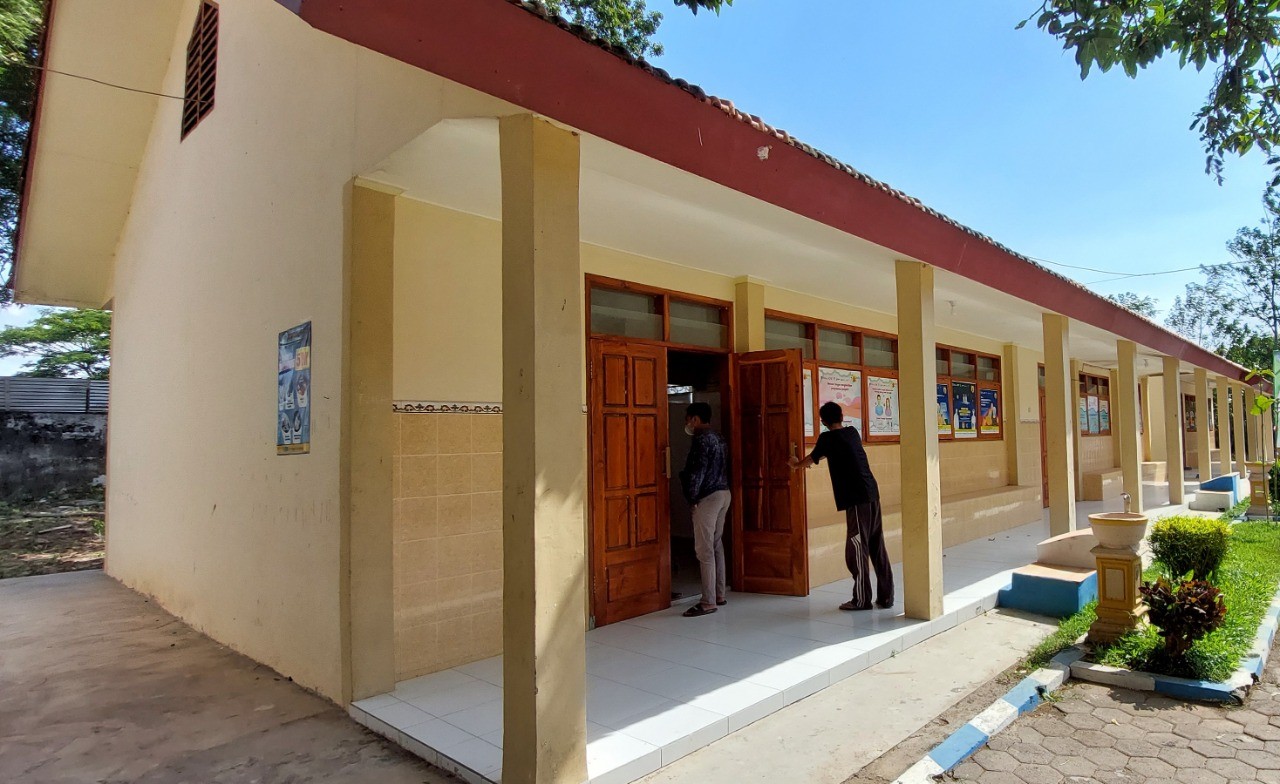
{"left": 684, "top": 424, "right": 696, "bottom": 436}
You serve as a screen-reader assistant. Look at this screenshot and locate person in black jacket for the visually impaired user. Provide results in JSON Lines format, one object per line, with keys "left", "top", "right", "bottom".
{"left": 789, "top": 401, "right": 894, "bottom": 611}
{"left": 678, "top": 402, "right": 730, "bottom": 618}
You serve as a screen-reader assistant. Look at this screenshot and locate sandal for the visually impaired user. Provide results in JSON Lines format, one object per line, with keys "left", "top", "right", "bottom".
{"left": 839, "top": 600, "right": 872, "bottom": 611}
{"left": 683, "top": 604, "right": 717, "bottom": 617}
{"left": 717, "top": 599, "right": 727, "bottom": 606}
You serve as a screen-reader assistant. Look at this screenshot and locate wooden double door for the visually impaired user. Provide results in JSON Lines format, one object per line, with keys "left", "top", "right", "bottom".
{"left": 588, "top": 340, "right": 809, "bottom": 627}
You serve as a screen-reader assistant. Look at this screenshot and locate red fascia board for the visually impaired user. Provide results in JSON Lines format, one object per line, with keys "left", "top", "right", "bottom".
{"left": 293, "top": 0, "right": 1246, "bottom": 381}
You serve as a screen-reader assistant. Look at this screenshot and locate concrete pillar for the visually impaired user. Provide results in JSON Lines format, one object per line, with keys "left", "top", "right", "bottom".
{"left": 1002, "top": 344, "right": 1024, "bottom": 486}
{"left": 1116, "top": 341, "right": 1143, "bottom": 512}
{"left": 1265, "top": 402, "right": 1276, "bottom": 462}
{"left": 341, "top": 183, "right": 398, "bottom": 704}
{"left": 734, "top": 277, "right": 767, "bottom": 352}
{"left": 1245, "top": 387, "right": 1258, "bottom": 463}
{"left": 499, "top": 114, "right": 588, "bottom": 784}
{"left": 895, "top": 260, "right": 943, "bottom": 621}
{"left": 1233, "top": 382, "right": 1248, "bottom": 477}
{"left": 1195, "top": 369, "right": 1213, "bottom": 481}
{"left": 1217, "top": 379, "right": 1233, "bottom": 479}
{"left": 1162, "top": 358, "right": 1185, "bottom": 504}
{"left": 1072, "top": 360, "right": 1086, "bottom": 500}
{"left": 1043, "top": 314, "right": 1076, "bottom": 534}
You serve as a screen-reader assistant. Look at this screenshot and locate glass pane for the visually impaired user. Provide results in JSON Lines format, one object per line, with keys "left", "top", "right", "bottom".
{"left": 1038, "top": 366, "right": 1045, "bottom": 388}
{"left": 864, "top": 336, "right": 896, "bottom": 369}
{"left": 936, "top": 348, "right": 950, "bottom": 377}
{"left": 765, "top": 317, "right": 813, "bottom": 359}
{"left": 978, "top": 356, "right": 999, "bottom": 382}
{"left": 590, "top": 286, "right": 661, "bottom": 340}
{"left": 818, "top": 326, "right": 859, "bottom": 364}
{"left": 952, "top": 352, "right": 976, "bottom": 379}
{"left": 669, "top": 299, "right": 726, "bottom": 348}
{"left": 1087, "top": 377, "right": 1099, "bottom": 396}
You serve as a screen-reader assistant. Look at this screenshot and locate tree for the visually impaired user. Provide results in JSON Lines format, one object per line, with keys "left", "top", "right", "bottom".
{"left": 0, "top": 308, "right": 110, "bottom": 378}
{"left": 1165, "top": 276, "right": 1235, "bottom": 349}
{"left": 1105, "top": 291, "right": 1160, "bottom": 318}
{"left": 1026, "top": 1, "right": 1280, "bottom": 190}
{"left": 543, "top": 0, "right": 731, "bottom": 59}
{"left": 0, "top": 0, "right": 42, "bottom": 304}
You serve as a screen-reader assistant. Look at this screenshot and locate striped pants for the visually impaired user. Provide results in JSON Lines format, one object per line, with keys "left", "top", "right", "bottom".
{"left": 846, "top": 501, "right": 894, "bottom": 608}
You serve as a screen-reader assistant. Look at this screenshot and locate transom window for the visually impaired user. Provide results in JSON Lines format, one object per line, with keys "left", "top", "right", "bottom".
{"left": 587, "top": 278, "right": 731, "bottom": 351}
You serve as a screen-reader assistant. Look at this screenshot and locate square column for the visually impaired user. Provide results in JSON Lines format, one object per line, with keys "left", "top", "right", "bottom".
{"left": 734, "top": 277, "right": 767, "bottom": 352}
{"left": 499, "top": 114, "right": 588, "bottom": 784}
{"left": 1042, "top": 313, "right": 1076, "bottom": 534}
{"left": 1265, "top": 402, "right": 1276, "bottom": 462}
{"left": 1194, "top": 369, "right": 1213, "bottom": 480}
{"left": 896, "top": 260, "right": 943, "bottom": 621}
{"left": 1233, "top": 382, "right": 1248, "bottom": 477}
{"left": 1162, "top": 357, "right": 1185, "bottom": 504}
{"left": 1245, "top": 387, "right": 1261, "bottom": 462}
{"left": 1116, "top": 341, "right": 1143, "bottom": 512}
{"left": 1216, "top": 379, "right": 1233, "bottom": 478}
{"left": 342, "top": 183, "right": 398, "bottom": 703}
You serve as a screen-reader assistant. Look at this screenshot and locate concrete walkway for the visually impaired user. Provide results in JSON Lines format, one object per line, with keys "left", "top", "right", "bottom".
{"left": 0, "top": 571, "right": 450, "bottom": 784}
{"left": 951, "top": 637, "right": 1280, "bottom": 784}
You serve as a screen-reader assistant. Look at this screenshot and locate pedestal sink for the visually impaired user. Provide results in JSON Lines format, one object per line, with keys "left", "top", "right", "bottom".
{"left": 1087, "top": 508, "right": 1150, "bottom": 644}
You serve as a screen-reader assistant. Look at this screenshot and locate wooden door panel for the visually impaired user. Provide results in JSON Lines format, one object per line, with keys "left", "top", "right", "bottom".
{"left": 732, "top": 349, "right": 809, "bottom": 595}
{"left": 590, "top": 339, "right": 670, "bottom": 626}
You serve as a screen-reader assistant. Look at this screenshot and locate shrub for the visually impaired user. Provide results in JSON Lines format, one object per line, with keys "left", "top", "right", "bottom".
{"left": 1148, "top": 515, "right": 1230, "bottom": 581}
{"left": 1140, "top": 578, "right": 1227, "bottom": 662}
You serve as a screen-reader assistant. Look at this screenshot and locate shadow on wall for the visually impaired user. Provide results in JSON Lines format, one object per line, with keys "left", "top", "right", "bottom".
{"left": 0, "top": 412, "right": 106, "bottom": 501}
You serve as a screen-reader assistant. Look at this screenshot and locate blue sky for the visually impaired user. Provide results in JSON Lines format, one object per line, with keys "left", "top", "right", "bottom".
{"left": 0, "top": 1, "right": 1271, "bottom": 375}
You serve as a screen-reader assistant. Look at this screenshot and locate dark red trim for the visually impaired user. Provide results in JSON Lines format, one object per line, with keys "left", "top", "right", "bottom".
{"left": 9, "top": 0, "right": 54, "bottom": 297}
{"left": 302, "top": 1, "right": 1247, "bottom": 380}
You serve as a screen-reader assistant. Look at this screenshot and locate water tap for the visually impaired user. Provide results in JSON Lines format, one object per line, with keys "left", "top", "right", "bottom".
{"left": 1120, "top": 492, "right": 1132, "bottom": 514}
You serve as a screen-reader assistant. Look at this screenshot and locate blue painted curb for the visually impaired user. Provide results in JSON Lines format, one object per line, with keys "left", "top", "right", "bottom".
{"left": 893, "top": 648, "right": 1084, "bottom": 783}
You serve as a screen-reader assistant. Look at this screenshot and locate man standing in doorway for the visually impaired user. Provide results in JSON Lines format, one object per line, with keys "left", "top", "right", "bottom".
{"left": 679, "top": 402, "right": 730, "bottom": 618}
{"left": 789, "top": 401, "right": 894, "bottom": 611}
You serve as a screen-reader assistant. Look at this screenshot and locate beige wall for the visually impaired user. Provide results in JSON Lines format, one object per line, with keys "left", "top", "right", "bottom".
{"left": 103, "top": 0, "right": 513, "bottom": 701}
{"left": 1079, "top": 435, "right": 1116, "bottom": 474}
{"left": 393, "top": 412, "right": 503, "bottom": 680}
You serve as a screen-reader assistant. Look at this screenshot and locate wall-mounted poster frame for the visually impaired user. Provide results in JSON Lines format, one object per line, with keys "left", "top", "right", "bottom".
{"left": 866, "top": 374, "right": 900, "bottom": 437}
{"left": 979, "top": 387, "right": 1001, "bottom": 435}
{"left": 936, "top": 346, "right": 1002, "bottom": 441}
{"left": 936, "top": 383, "right": 952, "bottom": 437}
{"left": 277, "top": 321, "right": 312, "bottom": 456}
{"left": 817, "top": 365, "right": 863, "bottom": 434}
{"left": 952, "top": 380, "right": 978, "bottom": 439}
{"left": 802, "top": 366, "right": 815, "bottom": 438}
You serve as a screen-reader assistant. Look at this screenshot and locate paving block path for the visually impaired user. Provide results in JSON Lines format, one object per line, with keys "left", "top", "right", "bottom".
{"left": 951, "top": 639, "right": 1280, "bottom": 784}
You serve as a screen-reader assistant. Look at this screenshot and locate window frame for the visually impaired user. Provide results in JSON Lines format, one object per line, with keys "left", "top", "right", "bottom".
{"left": 935, "top": 345, "right": 1003, "bottom": 442}
{"left": 585, "top": 274, "right": 734, "bottom": 354}
{"left": 1078, "top": 372, "right": 1112, "bottom": 437}
{"left": 181, "top": 0, "right": 219, "bottom": 140}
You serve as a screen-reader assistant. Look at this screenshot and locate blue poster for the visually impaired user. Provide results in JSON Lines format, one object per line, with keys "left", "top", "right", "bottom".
{"left": 277, "top": 322, "right": 312, "bottom": 455}
{"left": 952, "top": 381, "right": 977, "bottom": 438}
{"left": 936, "top": 383, "right": 952, "bottom": 435}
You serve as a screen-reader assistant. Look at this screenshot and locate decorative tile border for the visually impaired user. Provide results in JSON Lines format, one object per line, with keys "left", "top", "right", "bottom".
{"left": 393, "top": 401, "right": 502, "bottom": 414}
{"left": 893, "top": 648, "right": 1084, "bottom": 784}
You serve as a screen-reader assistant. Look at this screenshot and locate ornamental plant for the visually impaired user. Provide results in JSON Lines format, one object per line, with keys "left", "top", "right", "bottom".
{"left": 1140, "top": 578, "right": 1227, "bottom": 662}
{"left": 1148, "top": 516, "right": 1230, "bottom": 582}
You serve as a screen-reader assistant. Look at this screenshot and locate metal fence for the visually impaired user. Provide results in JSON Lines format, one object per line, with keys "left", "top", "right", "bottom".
{"left": 0, "top": 377, "right": 109, "bottom": 413}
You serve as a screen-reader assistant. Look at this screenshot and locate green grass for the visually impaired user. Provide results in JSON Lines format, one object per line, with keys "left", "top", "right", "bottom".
{"left": 1096, "top": 521, "right": 1280, "bottom": 682}
{"left": 1024, "top": 602, "right": 1096, "bottom": 670}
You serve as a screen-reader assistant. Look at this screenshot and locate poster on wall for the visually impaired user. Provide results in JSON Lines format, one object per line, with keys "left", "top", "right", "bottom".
{"left": 1099, "top": 398, "right": 1111, "bottom": 433}
{"left": 867, "top": 375, "right": 900, "bottom": 437}
{"left": 937, "top": 383, "right": 952, "bottom": 436}
{"left": 818, "top": 366, "right": 863, "bottom": 433}
{"left": 277, "top": 322, "right": 312, "bottom": 456}
{"left": 803, "top": 367, "right": 815, "bottom": 438}
{"left": 1184, "top": 396, "right": 1197, "bottom": 432}
{"left": 1078, "top": 397, "right": 1090, "bottom": 433}
{"left": 1087, "top": 396, "right": 1100, "bottom": 434}
{"left": 979, "top": 388, "right": 1001, "bottom": 435}
{"left": 952, "top": 381, "right": 978, "bottom": 438}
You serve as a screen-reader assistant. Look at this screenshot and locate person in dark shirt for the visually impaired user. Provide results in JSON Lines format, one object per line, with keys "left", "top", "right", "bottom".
{"left": 789, "top": 401, "right": 894, "bottom": 611}
{"left": 679, "top": 401, "right": 731, "bottom": 618}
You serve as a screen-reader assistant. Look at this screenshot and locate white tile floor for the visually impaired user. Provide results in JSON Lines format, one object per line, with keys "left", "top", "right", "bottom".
{"left": 351, "top": 485, "right": 1196, "bottom": 784}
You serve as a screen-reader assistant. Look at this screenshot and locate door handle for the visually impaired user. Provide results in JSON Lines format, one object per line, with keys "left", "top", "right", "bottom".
{"left": 790, "top": 442, "right": 798, "bottom": 459}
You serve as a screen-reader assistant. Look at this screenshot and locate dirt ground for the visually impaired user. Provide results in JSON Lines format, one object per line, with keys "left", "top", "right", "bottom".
{"left": 0, "top": 570, "right": 455, "bottom": 784}
{"left": 0, "top": 493, "right": 105, "bottom": 578}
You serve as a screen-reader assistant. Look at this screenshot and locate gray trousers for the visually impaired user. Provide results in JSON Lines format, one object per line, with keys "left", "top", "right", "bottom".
{"left": 691, "top": 489, "right": 731, "bottom": 606}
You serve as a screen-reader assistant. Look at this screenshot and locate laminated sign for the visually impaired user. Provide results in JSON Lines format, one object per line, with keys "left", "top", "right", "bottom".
{"left": 277, "top": 322, "right": 312, "bottom": 455}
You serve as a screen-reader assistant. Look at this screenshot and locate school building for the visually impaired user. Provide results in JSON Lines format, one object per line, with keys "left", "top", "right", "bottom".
{"left": 16, "top": 1, "right": 1272, "bottom": 783}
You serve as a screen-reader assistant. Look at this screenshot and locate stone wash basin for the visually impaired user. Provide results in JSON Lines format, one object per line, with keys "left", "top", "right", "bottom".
{"left": 1087, "top": 513, "right": 1149, "bottom": 549}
